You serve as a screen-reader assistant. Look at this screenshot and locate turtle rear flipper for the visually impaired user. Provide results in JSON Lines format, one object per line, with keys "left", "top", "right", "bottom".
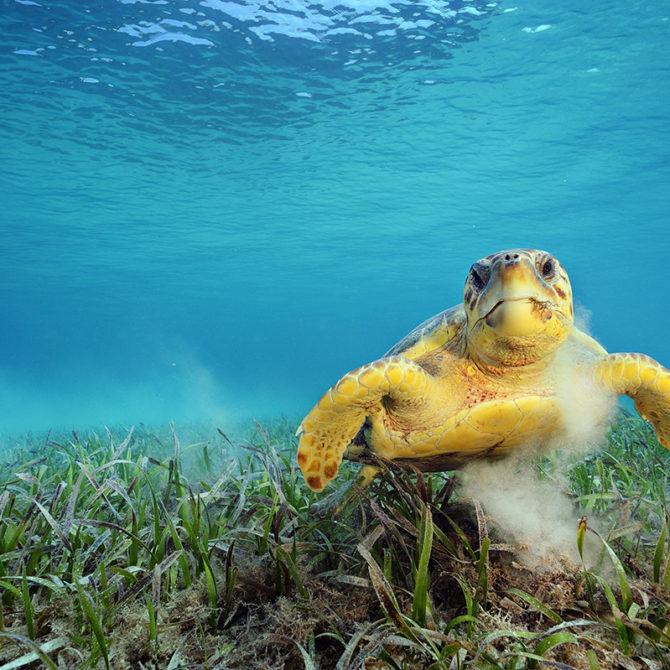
{"left": 594, "top": 353, "right": 670, "bottom": 448}
{"left": 296, "top": 356, "right": 436, "bottom": 491}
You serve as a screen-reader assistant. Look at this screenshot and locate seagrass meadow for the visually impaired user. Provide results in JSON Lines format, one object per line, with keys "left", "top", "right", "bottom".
{"left": 0, "top": 411, "right": 668, "bottom": 669}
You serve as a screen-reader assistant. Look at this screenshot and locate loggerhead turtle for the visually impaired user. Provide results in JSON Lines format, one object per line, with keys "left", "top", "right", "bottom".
{"left": 296, "top": 248, "right": 670, "bottom": 493}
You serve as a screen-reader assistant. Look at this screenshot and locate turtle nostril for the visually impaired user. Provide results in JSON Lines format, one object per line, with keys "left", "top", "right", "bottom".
{"left": 504, "top": 253, "right": 520, "bottom": 262}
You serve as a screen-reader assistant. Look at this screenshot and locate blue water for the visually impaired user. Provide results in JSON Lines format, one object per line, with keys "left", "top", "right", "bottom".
{"left": 2, "top": 0, "right": 669, "bottom": 436}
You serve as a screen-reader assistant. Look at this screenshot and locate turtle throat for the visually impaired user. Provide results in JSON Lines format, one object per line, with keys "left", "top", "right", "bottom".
{"left": 468, "top": 299, "right": 571, "bottom": 369}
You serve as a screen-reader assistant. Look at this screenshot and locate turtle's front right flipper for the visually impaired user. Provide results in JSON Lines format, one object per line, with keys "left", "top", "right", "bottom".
{"left": 593, "top": 353, "right": 670, "bottom": 448}
{"left": 296, "top": 356, "right": 434, "bottom": 491}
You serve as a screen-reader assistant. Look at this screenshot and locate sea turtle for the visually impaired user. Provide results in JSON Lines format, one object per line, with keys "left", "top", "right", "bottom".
{"left": 296, "top": 248, "right": 670, "bottom": 493}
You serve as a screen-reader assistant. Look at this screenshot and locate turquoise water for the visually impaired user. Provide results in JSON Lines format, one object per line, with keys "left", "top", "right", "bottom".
{"left": 2, "top": 0, "right": 669, "bottom": 435}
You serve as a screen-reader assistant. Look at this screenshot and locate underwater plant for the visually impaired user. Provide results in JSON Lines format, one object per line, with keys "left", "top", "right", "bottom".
{"left": 0, "top": 412, "right": 666, "bottom": 668}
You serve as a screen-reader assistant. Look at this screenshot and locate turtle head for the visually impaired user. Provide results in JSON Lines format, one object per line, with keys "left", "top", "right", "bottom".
{"left": 463, "top": 249, "right": 574, "bottom": 366}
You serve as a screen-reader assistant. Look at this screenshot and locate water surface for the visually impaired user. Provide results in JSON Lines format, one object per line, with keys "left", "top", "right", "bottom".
{"left": 2, "top": 0, "right": 669, "bottom": 435}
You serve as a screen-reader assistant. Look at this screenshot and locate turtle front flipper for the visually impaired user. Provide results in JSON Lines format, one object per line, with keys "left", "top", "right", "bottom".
{"left": 593, "top": 353, "right": 670, "bottom": 448}
{"left": 296, "top": 356, "right": 435, "bottom": 491}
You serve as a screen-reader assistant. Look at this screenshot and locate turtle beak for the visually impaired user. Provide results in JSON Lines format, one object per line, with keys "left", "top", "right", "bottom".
{"left": 476, "top": 256, "right": 558, "bottom": 335}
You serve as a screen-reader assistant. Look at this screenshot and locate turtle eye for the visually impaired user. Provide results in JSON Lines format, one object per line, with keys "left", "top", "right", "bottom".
{"left": 469, "top": 262, "right": 490, "bottom": 292}
{"left": 539, "top": 257, "right": 555, "bottom": 280}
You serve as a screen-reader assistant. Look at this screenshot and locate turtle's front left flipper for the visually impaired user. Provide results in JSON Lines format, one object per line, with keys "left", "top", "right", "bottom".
{"left": 593, "top": 353, "right": 670, "bottom": 448}
{"left": 296, "top": 356, "right": 435, "bottom": 491}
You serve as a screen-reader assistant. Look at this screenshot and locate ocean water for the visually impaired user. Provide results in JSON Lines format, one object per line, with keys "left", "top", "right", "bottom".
{"left": 1, "top": 0, "right": 669, "bottom": 437}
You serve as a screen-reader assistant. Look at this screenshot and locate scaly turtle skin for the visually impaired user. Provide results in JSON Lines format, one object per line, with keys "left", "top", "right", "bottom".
{"left": 296, "top": 249, "right": 670, "bottom": 492}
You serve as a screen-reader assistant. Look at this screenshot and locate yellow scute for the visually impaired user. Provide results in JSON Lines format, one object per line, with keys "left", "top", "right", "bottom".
{"left": 465, "top": 400, "right": 522, "bottom": 436}
{"left": 336, "top": 376, "right": 358, "bottom": 397}
{"left": 404, "top": 366, "right": 417, "bottom": 386}
{"left": 408, "top": 440, "right": 440, "bottom": 455}
{"left": 386, "top": 364, "right": 404, "bottom": 386}
{"left": 317, "top": 393, "right": 333, "bottom": 410}
{"left": 332, "top": 391, "right": 351, "bottom": 406}
{"left": 439, "top": 420, "right": 501, "bottom": 453}
{"left": 657, "top": 374, "right": 670, "bottom": 394}
{"left": 641, "top": 366, "right": 656, "bottom": 385}
{"left": 611, "top": 360, "right": 625, "bottom": 381}
{"left": 511, "top": 397, "right": 562, "bottom": 438}
{"left": 358, "top": 367, "right": 384, "bottom": 388}
{"left": 623, "top": 363, "right": 639, "bottom": 382}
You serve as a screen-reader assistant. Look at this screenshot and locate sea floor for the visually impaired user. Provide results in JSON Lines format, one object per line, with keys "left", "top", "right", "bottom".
{"left": 0, "top": 413, "right": 668, "bottom": 669}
